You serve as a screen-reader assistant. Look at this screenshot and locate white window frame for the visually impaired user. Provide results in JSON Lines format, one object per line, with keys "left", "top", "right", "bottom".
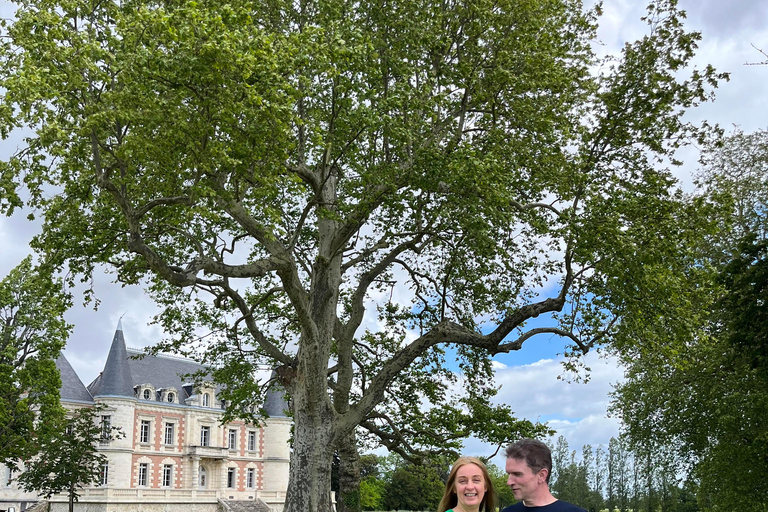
{"left": 247, "top": 468, "right": 255, "bottom": 489}
{"left": 202, "top": 393, "right": 210, "bottom": 407}
{"left": 143, "top": 389, "right": 151, "bottom": 400}
{"left": 227, "top": 467, "right": 236, "bottom": 489}
{"left": 138, "top": 463, "right": 148, "bottom": 487}
{"left": 247, "top": 431, "right": 256, "bottom": 451}
{"left": 164, "top": 422, "right": 175, "bottom": 445}
{"left": 228, "top": 429, "right": 237, "bottom": 450}
{"left": 200, "top": 426, "right": 210, "bottom": 447}
{"left": 100, "top": 462, "right": 109, "bottom": 486}
{"left": 140, "top": 420, "right": 151, "bottom": 444}
{"left": 162, "top": 464, "right": 173, "bottom": 487}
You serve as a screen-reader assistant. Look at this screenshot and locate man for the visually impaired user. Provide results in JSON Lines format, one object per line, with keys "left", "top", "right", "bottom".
{"left": 501, "top": 439, "right": 587, "bottom": 512}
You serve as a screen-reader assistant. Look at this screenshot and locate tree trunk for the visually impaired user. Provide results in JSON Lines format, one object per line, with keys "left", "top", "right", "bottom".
{"left": 283, "top": 384, "right": 337, "bottom": 512}
{"left": 336, "top": 432, "right": 361, "bottom": 512}
{"left": 68, "top": 486, "right": 75, "bottom": 512}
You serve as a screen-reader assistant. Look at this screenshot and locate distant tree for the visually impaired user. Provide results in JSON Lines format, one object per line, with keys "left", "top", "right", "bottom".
{"left": 606, "top": 437, "right": 631, "bottom": 512}
{"left": 382, "top": 462, "right": 445, "bottom": 512}
{"left": 593, "top": 445, "right": 606, "bottom": 502}
{"left": 552, "top": 453, "right": 592, "bottom": 509}
{"left": 0, "top": 256, "right": 71, "bottom": 466}
{"left": 358, "top": 453, "right": 382, "bottom": 479}
{"left": 487, "top": 462, "right": 516, "bottom": 510}
{"left": 359, "top": 476, "right": 385, "bottom": 511}
{"left": 17, "top": 404, "right": 124, "bottom": 512}
{"left": 549, "top": 436, "right": 571, "bottom": 489}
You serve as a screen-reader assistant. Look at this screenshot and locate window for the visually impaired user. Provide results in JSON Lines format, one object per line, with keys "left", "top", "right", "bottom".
{"left": 247, "top": 431, "right": 256, "bottom": 451}
{"left": 167, "top": 392, "right": 175, "bottom": 403}
{"left": 228, "top": 429, "right": 237, "bottom": 450}
{"left": 199, "top": 466, "right": 207, "bottom": 489}
{"left": 100, "top": 462, "right": 109, "bottom": 486}
{"left": 200, "top": 426, "right": 210, "bottom": 447}
{"left": 164, "top": 422, "right": 175, "bottom": 445}
{"left": 227, "top": 467, "right": 236, "bottom": 488}
{"left": 202, "top": 393, "right": 210, "bottom": 407}
{"left": 140, "top": 420, "right": 151, "bottom": 444}
{"left": 162, "top": 464, "right": 173, "bottom": 487}
{"left": 138, "top": 463, "right": 148, "bottom": 487}
{"left": 101, "top": 415, "right": 112, "bottom": 441}
{"left": 247, "top": 468, "right": 255, "bottom": 489}
{"left": 143, "top": 389, "right": 151, "bottom": 400}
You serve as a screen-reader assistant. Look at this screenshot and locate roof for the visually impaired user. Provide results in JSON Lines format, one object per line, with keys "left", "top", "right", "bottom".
{"left": 85, "top": 322, "right": 289, "bottom": 417}
{"left": 263, "top": 374, "right": 289, "bottom": 418}
{"left": 126, "top": 348, "right": 212, "bottom": 398}
{"left": 56, "top": 354, "right": 94, "bottom": 403}
{"left": 87, "top": 323, "right": 135, "bottom": 398}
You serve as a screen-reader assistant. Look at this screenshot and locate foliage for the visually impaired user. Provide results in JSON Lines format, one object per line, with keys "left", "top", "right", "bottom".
{"left": 487, "top": 462, "right": 516, "bottom": 511}
{"left": 718, "top": 235, "right": 768, "bottom": 372}
{"left": 0, "top": 256, "right": 72, "bottom": 466}
{"left": 359, "top": 475, "right": 386, "bottom": 511}
{"left": 550, "top": 443, "right": 602, "bottom": 511}
{"left": 611, "top": 128, "right": 768, "bottom": 512}
{"left": 382, "top": 463, "right": 445, "bottom": 512}
{"left": 0, "top": 0, "right": 726, "bottom": 509}
{"left": 16, "top": 404, "right": 124, "bottom": 512}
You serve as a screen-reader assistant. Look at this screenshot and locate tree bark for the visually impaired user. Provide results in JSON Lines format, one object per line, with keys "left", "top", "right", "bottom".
{"left": 283, "top": 378, "right": 337, "bottom": 512}
{"left": 336, "top": 432, "right": 361, "bottom": 512}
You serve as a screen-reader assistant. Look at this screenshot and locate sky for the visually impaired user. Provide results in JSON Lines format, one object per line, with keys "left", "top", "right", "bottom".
{"left": 1, "top": 0, "right": 768, "bottom": 467}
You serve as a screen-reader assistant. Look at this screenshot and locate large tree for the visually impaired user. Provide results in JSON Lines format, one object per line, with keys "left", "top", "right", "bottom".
{"left": 0, "top": 256, "right": 71, "bottom": 466}
{"left": 611, "top": 129, "right": 768, "bottom": 511}
{"left": 0, "top": 0, "right": 724, "bottom": 510}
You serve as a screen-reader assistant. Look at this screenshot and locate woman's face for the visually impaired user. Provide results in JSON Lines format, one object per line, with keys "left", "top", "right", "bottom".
{"left": 454, "top": 463, "right": 486, "bottom": 509}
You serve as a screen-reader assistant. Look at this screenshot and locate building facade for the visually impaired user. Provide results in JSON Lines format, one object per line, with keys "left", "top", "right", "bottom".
{"left": 0, "top": 322, "right": 291, "bottom": 512}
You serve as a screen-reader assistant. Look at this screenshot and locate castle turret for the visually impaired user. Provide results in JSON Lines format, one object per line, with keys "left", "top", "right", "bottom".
{"left": 88, "top": 320, "right": 135, "bottom": 398}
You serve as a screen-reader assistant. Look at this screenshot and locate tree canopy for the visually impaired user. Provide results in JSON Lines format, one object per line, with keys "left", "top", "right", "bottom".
{"left": 16, "top": 404, "right": 125, "bottom": 512}
{"left": 0, "top": 256, "right": 71, "bottom": 466}
{"left": 0, "top": 0, "right": 725, "bottom": 510}
{"left": 611, "top": 129, "right": 768, "bottom": 511}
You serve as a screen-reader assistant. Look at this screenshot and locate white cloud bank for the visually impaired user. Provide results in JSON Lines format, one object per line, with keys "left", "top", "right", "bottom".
{"left": 462, "top": 352, "right": 626, "bottom": 465}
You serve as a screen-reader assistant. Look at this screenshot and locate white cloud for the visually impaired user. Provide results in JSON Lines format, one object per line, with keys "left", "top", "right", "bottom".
{"left": 491, "top": 360, "right": 508, "bottom": 370}
{"left": 463, "top": 352, "right": 626, "bottom": 464}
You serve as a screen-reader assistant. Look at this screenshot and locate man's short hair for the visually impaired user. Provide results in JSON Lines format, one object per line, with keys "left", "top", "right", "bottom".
{"left": 505, "top": 438, "right": 553, "bottom": 483}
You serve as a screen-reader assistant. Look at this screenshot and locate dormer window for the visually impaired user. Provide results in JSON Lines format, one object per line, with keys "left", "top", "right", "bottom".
{"left": 137, "top": 383, "right": 155, "bottom": 400}
{"left": 202, "top": 393, "right": 210, "bottom": 407}
{"left": 159, "top": 387, "right": 178, "bottom": 404}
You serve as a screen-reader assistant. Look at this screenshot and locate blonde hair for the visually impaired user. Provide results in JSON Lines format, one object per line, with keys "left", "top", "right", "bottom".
{"left": 437, "top": 456, "right": 496, "bottom": 512}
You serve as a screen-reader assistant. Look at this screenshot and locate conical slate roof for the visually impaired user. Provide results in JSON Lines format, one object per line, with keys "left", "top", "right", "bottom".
{"left": 88, "top": 320, "right": 135, "bottom": 398}
{"left": 263, "top": 374, "right": 289, "bottom": 418}
{"left": 56, "top": 354, "right": 94, "bottom": 403}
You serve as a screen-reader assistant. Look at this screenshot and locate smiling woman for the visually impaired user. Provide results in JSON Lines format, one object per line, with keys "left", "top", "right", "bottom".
{"left": 438, "top": 457, "right": 496, "bottom": 512}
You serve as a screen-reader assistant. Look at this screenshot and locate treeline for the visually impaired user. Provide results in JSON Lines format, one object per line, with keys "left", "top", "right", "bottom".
{"left": 349, "top": 435, "right": 702, "bottom": 512}
{"left": 548, "top": 436, "right": 698, "bottom": 512}
{"left": 337, "top": 452, "right": 516, "bottom": 511}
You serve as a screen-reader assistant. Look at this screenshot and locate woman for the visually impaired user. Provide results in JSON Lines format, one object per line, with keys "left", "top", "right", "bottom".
{"left": 437, "top": 456, "right": 496, "bottom": 512}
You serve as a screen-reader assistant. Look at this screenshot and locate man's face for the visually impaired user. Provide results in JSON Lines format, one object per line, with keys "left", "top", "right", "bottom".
{"left": 505, "top": 457, "right": 545, "bottom": 503}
